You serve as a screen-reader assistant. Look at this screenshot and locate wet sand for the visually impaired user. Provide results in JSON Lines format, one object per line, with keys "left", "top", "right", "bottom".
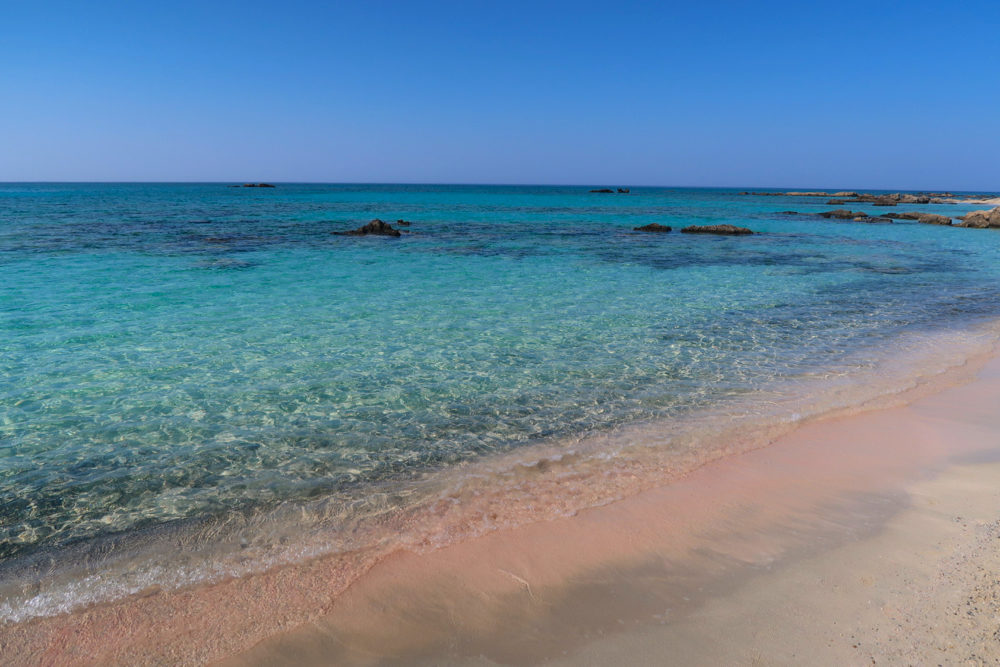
{"left": 5, "top": 355, "right": 1000, "bottom": 665}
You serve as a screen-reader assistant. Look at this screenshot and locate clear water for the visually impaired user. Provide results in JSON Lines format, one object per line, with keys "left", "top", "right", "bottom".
{"left": 2, "top": 183, "right": 999, "bottom": 596}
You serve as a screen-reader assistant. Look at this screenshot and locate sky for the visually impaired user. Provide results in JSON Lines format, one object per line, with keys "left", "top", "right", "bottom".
{"left": 2, "top": 0, "right": 998, "bottom": 189}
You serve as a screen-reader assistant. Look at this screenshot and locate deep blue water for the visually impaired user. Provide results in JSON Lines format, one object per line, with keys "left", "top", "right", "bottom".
{"left": 2, "top": 183, "right": 999, "bottom": 566}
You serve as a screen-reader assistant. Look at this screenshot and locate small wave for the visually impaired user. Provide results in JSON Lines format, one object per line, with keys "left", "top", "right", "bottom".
{"left": 3, "top": 318, "right": 998, "bottom": 624}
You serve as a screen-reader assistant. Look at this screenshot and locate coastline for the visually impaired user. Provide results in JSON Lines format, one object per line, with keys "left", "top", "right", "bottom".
{"left": 3, "top": 325, "right": 1000, "bottom": 663}
{"left": 220, "top": 352, "right": 1000, "bottom": 666}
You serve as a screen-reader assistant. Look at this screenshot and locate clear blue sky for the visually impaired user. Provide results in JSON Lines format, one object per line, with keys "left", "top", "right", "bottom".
{"left": 2, "top": 0, "right": 998, "bottom": 189}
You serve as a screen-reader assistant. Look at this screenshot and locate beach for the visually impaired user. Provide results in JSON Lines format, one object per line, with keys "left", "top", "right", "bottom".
{"left": 225, "top": 348, "right": 1000, "bottom": 666}
{"left": 2, "top": 328, "right": 999, "bottom": 664}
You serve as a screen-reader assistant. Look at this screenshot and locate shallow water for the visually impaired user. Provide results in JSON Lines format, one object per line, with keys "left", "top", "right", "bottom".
{"left": 2, "top": 183, "right": 999, "bottom": 619}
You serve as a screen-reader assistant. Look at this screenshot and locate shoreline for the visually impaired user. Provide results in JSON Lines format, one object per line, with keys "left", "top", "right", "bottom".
{"left": 2, "top": 327, "right": 1000, "bottom": 663}
{"left": 3, "top": 321, "right": 998, "bottom": 627}
{"left": 223, "top": 349, "right": 1000, "bottom": 665}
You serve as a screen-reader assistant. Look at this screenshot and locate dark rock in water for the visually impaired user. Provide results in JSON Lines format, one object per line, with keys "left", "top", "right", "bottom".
{"left": 395, "top": 219, "right": 412, "bottom": 226}
{"left": 681, "top": 224, "right": 753, "bottom": 235}
{"left": 336, "top": 219, "right": 402, "bottom": 237}
{"left": 617, "top": 188, "right": 630, "bottom": 193}
{"left": 242, "top": 183, "right": 276, "bottom": 188}
{"left": 777, "top": 211, "right": 799, "bottom": 215}
{"left": 818, "top": 209, "right": 868, "bottom": 219}
{"left": 634, "top": 223, "right": 672, "bottom": 233}
{"left": 871, "top": 197, "right": 897, "bottom": 206}
{"left": 590, "top": 188, "right": 615, "bottom": 193}
{"left": 826, "top": 199, "right": 847, "bottom": 205}
{"left": 738, "top": 191, "right": 750, "bottom": 195}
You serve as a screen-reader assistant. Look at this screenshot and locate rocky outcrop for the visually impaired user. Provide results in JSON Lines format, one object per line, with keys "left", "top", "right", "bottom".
{"left": 617, "top": 188, "right": 630, "bottom": 193}
{"left": 818, "top": 209, "right": 868, "bottom": 219}
{"left": 681, "top": 224, "right": 753, "bottom": 235}
{"left": 634, "top": 223, "right": 672, "bottom": 233}
{"left": 882, "top": 212, "right": 952, "bottom": 225}
{"left": 816, "top": 209, "right": 894, "bottom": 223}
{"left": 957, "top": 207, "right": 1000, "bottom": 228}
{"left": 242, "top": 183, "right": 276, "bottom": 188}
{"left": 917, "top": 214, "right": 953, "bottom": 225}
{"left": 335, "top": 219, "right": 402, "bottom": 237}
{"left": 590, "top": 188, "right": 615, "bottom": 193}
{"left": 395, "top": 219, "right": 412, "bottom": 226}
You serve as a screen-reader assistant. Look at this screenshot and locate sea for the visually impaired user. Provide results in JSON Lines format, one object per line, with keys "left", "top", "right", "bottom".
{"left": 2, "top": 183, "right": 999, "bottom": 622}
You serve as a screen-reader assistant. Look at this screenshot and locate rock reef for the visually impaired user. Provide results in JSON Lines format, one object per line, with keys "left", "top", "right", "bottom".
{"left": 881, "top": 212, "right": 953, "bottom": 225}
{"left": 335, "top": 219, "right": 403, "bottom": 237}
{"left": 818, "top": 209, "right": 869, "bottom": 220}
{"left": 633, "top": 223, "right": 672, "bottom": 233}
{"left": 681, "top": 224, "right": 753, "bottom": 235}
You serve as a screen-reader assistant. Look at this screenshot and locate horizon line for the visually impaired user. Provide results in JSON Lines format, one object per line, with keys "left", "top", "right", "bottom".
{"left": 0, "top": 181, "right": 994, "bottom": 193}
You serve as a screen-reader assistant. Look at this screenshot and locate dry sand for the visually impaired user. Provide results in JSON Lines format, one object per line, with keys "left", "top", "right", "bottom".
{"left": 944, "top": 197, "right": 1000, "bottom": 206}
{"left": 5, "top": 357, "right": 1000, "bottom": 665}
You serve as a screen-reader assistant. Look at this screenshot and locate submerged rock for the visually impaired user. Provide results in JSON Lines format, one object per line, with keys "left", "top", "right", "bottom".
{"left": 336, "top": 219, "right": 402, "bottom": 237}
{"left": 680, "top": 224, "right": 753, "bottom": 235}
{"left": 395, "top": 219, "right": 412, "bottom": 226}
{"left": 633, "top": 223, "right": 672, "bottom": 233}
{"left": 242, "top": 183, "right": 276, "bottom": 188}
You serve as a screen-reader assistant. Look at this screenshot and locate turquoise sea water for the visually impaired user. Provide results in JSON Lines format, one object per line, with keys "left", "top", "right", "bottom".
{"left": 2, "top": 183, "right": 1000, "bottom": 617}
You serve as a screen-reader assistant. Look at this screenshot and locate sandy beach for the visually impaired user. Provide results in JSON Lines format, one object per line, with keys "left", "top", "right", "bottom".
{"left": 1, "top": 344, "right": 999, "bottom": 665}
